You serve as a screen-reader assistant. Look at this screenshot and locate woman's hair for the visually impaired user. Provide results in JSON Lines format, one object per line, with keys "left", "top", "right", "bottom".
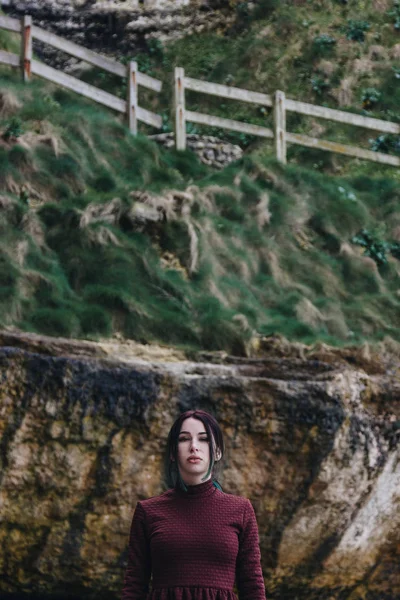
{"left": 163, "top": 410, "right": 225, "bottom": 492}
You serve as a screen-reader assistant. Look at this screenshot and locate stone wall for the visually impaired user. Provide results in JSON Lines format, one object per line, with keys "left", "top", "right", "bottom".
{"left": 150, "top": 133, "right": 243, "bottom": 168}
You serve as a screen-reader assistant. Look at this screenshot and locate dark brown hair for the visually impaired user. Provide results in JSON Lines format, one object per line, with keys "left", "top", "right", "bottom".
{"left": 163, "top": 410, "right": 225, "bottom": 492}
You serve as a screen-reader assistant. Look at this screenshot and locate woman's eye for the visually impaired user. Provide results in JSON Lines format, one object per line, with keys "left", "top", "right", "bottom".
{"left": 179, "top": 437, "right": 209, "bottom": 442}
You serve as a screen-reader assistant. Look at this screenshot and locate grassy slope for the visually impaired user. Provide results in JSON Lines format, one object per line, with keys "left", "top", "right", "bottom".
{"left": 1, "top": 3, "right": 400, "bottom": 354}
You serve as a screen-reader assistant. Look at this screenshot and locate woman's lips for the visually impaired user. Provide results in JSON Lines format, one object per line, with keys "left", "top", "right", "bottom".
{"left": 187, "top": 457, "right": 202, "bottom": 462}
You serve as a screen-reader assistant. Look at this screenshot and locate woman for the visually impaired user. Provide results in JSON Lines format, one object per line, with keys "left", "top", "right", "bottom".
{"left": 121, "top": 409, "right": 266, "bottom": 600}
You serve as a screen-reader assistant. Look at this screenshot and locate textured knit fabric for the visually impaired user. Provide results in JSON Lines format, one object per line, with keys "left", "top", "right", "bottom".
{"left": 121, "top": 478, "right": 266, "bottom": 600}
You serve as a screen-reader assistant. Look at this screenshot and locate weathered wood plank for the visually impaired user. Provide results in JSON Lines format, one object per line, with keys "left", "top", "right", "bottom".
{"left": 175, "top": 67, "right": 186, "bottom": 150}
{"left": 31, "top": 60, "right": 126, "bottom": 113}
{"left": 32, "top": 26, "right": 126, "bottom": 77}
{"left": 184, "top": 76, "right": 273, "bottom": 107}
{"left": 137, "top": 105, "right": 162, "bottom": 129}
{"left": 286, "top": 98, "right": 400, "bottom": 134}
{"left": 0, "top": 15, "right": 21, "bottom": 33}
{"left": 128, "top": 61, "right": 138, "bottom": 135}
{"left": 0, "top": 50, "right": 19, "bottom": 67}
{"left": 286, "top": 132, "right": 400, "bottom": 166}
{"left": 32, "top": 25, "right": 162, "bottom": 91}
{"left": 137, "top": 70, "right": 162, "bottom": 93}
{"left": 274, "top": 90, "right": 286, "bottom": 164}
{"left": 186, "top": 110, "right": 274, "bottom": 138}
{"left": 22, "top": 15, "right": 32, "bottom": 82}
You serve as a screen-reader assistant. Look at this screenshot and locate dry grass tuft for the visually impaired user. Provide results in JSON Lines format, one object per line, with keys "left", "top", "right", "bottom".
{"left": 255, "top": 192, "right": 271, "bottom": 230}
{"left": 88, "top": 226, "right": 122, "bottom": 247}
{"left": 208, "top": 279, "right": 230, "bottom": 307}
{"left": 295, "top": 297, "right": 325, "bottom": 331}
{"left": 80, "top": 197, "right": 123, "bottom": 228}
{"left": 233, "top": 313, "right": 251, "bottom": 332}
{"left": 367, "top": 45, "right": 389, "bottom": 62}
{"left": 21, "top": 210, "right": 45, "bottom": 248}
{"left": 390, "top": 43, "right": 400, "bottom": 60}
{"left": 352, "top": 58, "right": 374, "bottom": 76}
{"left": 333, "top": 76, "right": 355, "bottom": 107}
{"left": 264, "top": 249, "right": 292, "bottom": 288}
{"left": 373, "top": 0, "right": 390, "bottom": 11}
{"left": 0, "top": 195, "right": 13, "bottom": 210}
{"left": 315, "top": 60, "right": 336, "bottom": 78}
{"left": 18, "top": 121, "right": 63, "bottom": 157}
{"left": 0, "top": 90, "right": 21, "bottom": 119}
{"left": 186, "top": 220, "right": 199, "bottom": 274}
{"left": 322, "top": 304, "right": 349, "bottom": 339}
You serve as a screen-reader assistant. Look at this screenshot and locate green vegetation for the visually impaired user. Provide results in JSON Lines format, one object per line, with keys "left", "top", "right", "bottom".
{"left": 1, "top": 2, "right": 400, "bottom": 353}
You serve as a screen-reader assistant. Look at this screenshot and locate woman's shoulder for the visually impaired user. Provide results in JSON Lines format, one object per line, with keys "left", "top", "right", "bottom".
{"left": 216, "top": 489, "right": 250, "bottom": 506}
{"left": 137, "top": 487, "right": 177, "bottom": 508}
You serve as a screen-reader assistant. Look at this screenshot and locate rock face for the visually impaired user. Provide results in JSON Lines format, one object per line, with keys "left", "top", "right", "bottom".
{"left": 3, "top": 0, "right": 234, "bottom": 56}
{"left": 0, "top": 330, "right": 399, "bottom": 600}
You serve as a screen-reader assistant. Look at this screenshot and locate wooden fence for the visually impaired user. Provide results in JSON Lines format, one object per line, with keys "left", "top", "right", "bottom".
{"left": 0, "top": 14, "right": 163, "bottom": 133}
{"left": 0, "top": 14, "right": 399, "bottom": 168}
{"left": 174, "top": 67, "right": 400, "bottom": 167}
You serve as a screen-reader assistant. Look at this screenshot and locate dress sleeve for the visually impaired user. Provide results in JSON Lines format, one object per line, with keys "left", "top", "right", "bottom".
{"left": 236, "top": 499, "right": 266, "bottom": 600}
{"left": 121, "top": 501, "right": 152, "bottom": 600}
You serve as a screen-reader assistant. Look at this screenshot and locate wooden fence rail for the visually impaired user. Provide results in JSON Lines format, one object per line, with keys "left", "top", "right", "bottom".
{"left": 175, "top": 67, "right": 400, "bottom": 168}
{"left": 0, "top": 14, "right": 163, "bottom": 133}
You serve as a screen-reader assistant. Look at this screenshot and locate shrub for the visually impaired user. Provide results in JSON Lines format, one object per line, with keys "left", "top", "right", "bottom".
{"left": 351, "top": 229, "right": 393, "bottom": 267}
{"left": 92, "top": 167, "right": 116, "bottom": 192}
{"left": 369, "top": 134, "right": 400, "bottom": 154}
{"left": 343, "top": 20, "right": 371, "bottom": 42}
{"left": 311, "top": 76, "right": 330, "bottom": 95}
{"left": 3, "top": 116, "right": 24, "bottom": 141}
{"left": 361, "top": 87, "right": 382, "bottom": 109}
{"left": 387, "top": 1, "right": 400, "bottom": 30}
{"left": 313, "top": 34, "right": 336, "bottom": 56}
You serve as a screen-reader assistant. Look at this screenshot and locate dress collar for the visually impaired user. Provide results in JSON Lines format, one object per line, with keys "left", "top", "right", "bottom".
{"left": 174, "top": 478, "right": 217, "bottom": 499}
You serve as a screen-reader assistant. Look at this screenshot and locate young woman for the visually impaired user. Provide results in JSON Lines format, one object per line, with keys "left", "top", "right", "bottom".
{"left": 121, "top": 409, "right": 266, "bottom": 600}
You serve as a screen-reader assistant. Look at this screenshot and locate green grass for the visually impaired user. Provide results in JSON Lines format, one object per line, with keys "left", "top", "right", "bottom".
{"left": 1, "top": 3, "right": 400, "bottom": 353}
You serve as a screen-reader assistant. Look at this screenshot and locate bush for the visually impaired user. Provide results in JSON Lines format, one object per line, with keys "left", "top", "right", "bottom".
{"left": 343, "top": 20, "right": 371, "bottom": 42}
{"left": 361, "top": 87, "right": 382, "bottom": 109}
{"left": 369, "top": 134, "right": 400, "bottom": 155}
{"left": 3, "top": 117, "right": 24, "bottom": 141}
{"left": 311, "top": 76, "right": 330, "bottom": 95}
{"left": 313, "top": 34, "right": 336, "bottom": 56}
{"left": 387, "top": 1, "right": 400, "bottom": 30}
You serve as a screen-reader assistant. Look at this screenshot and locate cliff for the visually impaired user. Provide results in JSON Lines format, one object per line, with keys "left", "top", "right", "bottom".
{"left": 0, "top": 330, "right": 399, "bottom": 599}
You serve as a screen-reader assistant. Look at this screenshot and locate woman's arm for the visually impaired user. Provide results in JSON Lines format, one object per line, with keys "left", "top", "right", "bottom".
{"left": 236, "top": 499, "right": 266, "bottom": 600}
{"left": 121, "top": 501, "right": 152, "bottom": 600}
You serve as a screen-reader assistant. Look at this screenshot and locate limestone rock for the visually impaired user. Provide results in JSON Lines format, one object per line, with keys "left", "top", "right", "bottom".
{"left": 0, "top": 330, "right": 399, "bottom": 599}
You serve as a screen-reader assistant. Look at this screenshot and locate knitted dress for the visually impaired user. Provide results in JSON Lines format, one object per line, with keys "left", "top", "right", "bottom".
{"left": 121, "top": 478, "right": 266, "bottom": 600}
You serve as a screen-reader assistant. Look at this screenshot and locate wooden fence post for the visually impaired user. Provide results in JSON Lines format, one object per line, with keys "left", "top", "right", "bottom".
{"left": 127, "top": 61, "right": 138, "bottom": 135}
{"left": 21, "top": 15, "right": 32, "bottom": 82}
{"left": 274, "top": 90, "right": 286, "bottom": 164}
{"left": 175, "top": 67, "right": 186, "bottom": 150}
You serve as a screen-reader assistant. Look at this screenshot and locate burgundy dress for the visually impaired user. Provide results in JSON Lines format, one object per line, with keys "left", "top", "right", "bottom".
{"left": 121, "top": 478, "right": 266, "bottom": 600}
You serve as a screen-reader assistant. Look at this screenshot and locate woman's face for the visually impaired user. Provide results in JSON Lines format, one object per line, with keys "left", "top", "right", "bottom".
{"left": 176, "top": 417, "right": 212, "bottom": 485}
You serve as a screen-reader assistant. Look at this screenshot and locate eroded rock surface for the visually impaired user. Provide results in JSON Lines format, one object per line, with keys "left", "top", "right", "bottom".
{"left": 3, "top": 0, "right": 234, "bottom": 59}
{"left": 0, "top": 330, "right": 399, "bottom": 599}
